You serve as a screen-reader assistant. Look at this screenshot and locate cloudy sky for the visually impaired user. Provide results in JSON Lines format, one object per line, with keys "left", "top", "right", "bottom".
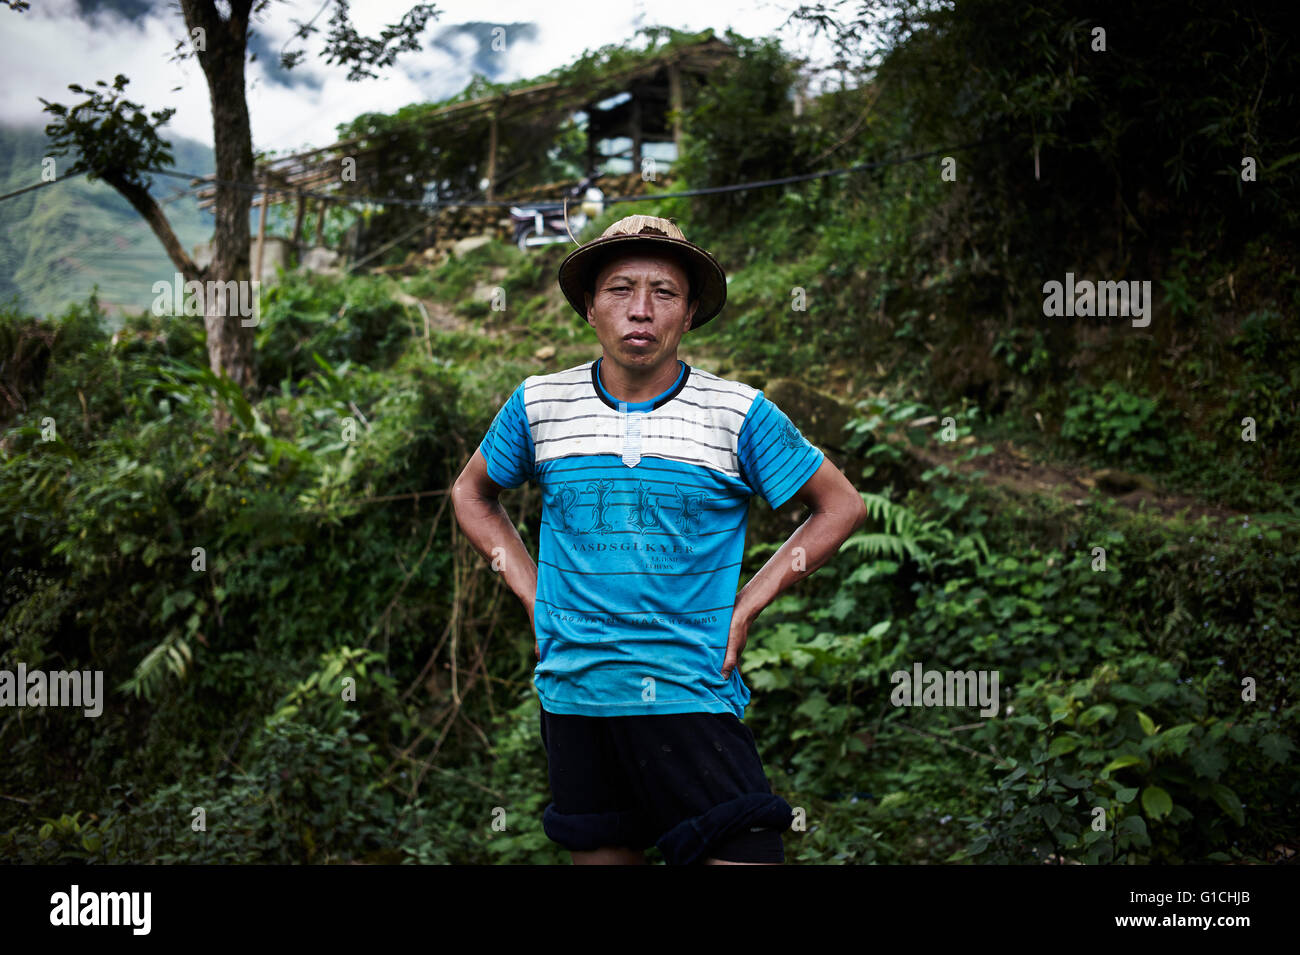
{"left": 2, "top": 0, "right": 845, "bottom": 155}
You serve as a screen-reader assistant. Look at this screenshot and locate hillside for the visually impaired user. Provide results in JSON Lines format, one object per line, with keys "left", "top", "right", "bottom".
{"left": 0, "top": 125, "right": 215, "bottom": 318}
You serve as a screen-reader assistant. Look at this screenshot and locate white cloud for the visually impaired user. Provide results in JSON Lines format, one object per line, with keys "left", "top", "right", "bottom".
{"left": 2, "top": 0, "right": 842, "bottom": 155}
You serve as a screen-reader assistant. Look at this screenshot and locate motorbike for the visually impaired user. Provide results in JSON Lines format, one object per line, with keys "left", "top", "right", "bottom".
{"left": 509, "top": 174, "right": 605, "bottom": 250}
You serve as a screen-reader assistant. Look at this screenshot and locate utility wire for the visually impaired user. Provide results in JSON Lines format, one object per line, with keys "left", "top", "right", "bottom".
{"left": 145, "top": 138, "right": 992, "bottom": 209}
{"left": 605, "top": 140, "right": 992, "bottom": 204}
{"left": 0, "top": 168, "right": 89, "bottom": 203}
{"left": 2, "top": 138, "right": 992, "bottom": 211}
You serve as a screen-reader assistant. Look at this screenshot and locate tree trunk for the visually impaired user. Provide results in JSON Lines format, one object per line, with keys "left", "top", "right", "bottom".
{"left": 183, "top": 0, "right": 258, "bottom": 432}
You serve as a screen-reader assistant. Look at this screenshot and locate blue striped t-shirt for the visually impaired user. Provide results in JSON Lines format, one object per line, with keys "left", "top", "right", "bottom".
{"left": 477, "top": 358, "right": 825, "bottom": 718}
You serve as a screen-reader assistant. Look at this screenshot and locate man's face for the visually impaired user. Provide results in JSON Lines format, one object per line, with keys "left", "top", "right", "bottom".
{"left": 584, "top": 251, "right": 699, "bottom": 376}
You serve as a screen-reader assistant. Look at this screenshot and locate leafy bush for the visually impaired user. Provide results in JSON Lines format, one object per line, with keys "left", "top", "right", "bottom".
{"left": 960, "top": 654, "right": 1295, "bottom": 864}
{"left": 1060, "top": 382, "right": 1178, "bottom": 468}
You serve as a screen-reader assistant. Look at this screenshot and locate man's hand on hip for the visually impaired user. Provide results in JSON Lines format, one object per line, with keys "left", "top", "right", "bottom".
{"left": 721, "top": 603, "right": 756, "bottom": 680}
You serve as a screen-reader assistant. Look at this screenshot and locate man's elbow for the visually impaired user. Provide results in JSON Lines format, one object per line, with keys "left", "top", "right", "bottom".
{"left": 451, "top": 469, "right": 500, "bottom": 524}
{"left": 848, "top": 492, "right": 868, "bottom": 533}
{"left": 810, "top": 489, "right": 867, "bottom": 536}
{"left": 449, "top": 468, "right": 480, "bottom": 521}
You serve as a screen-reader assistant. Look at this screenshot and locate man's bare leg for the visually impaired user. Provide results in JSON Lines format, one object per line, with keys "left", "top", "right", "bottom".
{"left": 570, "top": 846, "right": 648, "bottom": 864}
{"left": 703, "top": 857, "right": 780, "bottom": 865}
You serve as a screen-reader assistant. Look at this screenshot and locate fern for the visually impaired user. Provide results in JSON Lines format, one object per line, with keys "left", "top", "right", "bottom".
{"left": 120, "top": 628, "right": 192, "bottom": 700}
{"left": 846, "top": 492, "right": 932, "bottom": 566}
{"left": 845, "top": 492, "right": 989, "bottom": 572}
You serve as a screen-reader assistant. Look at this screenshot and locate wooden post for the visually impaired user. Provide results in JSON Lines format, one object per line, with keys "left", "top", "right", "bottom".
{"left": 254, "top": 181, "right": 269, "bottom": 281}
{"left": 314, "top": 199, "right": 327, "bottom": 247}
{"left": 291, "top": 191, "right": 306, "bottom": 264}
{"left": 485, "top": 112, "right": 498, "bottom": 200}
{"left": 668, "top": 62, "right": 684, "bottom": 160}
{"left": 630, "top": 92, "right": 643, "bottom": 176}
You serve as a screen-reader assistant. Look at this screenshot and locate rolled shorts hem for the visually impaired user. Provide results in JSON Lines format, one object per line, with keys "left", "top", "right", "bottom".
{"left": 542, "top": 803, "right": 655, "bottom": 852}
{"left": 656, "top": 791, "right": 793, "bottom": 866}
{"left": 542, "top": 792, "right": 792, "bottom": 864}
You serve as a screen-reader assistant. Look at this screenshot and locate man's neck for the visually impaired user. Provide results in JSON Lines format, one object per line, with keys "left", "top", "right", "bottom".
{"left": 598, "top": 354, "right": 683, "bottom": 405}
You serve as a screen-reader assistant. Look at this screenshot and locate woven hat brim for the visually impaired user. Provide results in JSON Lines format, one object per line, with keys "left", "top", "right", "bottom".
{"left": 558, "top": 234, "right": 726, "bottom": 330}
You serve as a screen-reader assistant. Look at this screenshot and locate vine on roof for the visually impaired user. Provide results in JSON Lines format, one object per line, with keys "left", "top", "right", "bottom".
{"left": 335, "top": 26, "right": 721, "bottom": 141}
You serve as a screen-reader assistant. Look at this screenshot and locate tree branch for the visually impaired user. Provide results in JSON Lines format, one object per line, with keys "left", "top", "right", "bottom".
{"left": 102, "top": 170, "right": 203, "bottom": 283}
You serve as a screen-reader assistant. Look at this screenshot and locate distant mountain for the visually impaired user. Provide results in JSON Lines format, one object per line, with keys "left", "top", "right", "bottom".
{"left": 0, "top": 125, "right": 216, "bottom": 320}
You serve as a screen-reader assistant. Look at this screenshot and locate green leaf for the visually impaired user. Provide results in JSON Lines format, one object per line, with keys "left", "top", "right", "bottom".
{"left": 1259, "top": 732, "right": 1293, "bottom": 764}
{"left": 795, "top": 693, "right": 829, "bottom": 720}
{"left": 1048, "top": 735, "right": 1081, "bottom": 757}
{"left": 322, "top": 657, "right": 345, "bottom": 685}
{"left": 1209, "top": 784, "right": 1244, "bottom": 825}
{"left": 1141, "top": 785, "right": 1173, "bottom": 820}
{"left": 230, "top": 389, "right": 254, "bottom": 430}
{"left": 866, "top": 620, "right": 891, "bottom": 640}
{"left": 253, "top": 410, "right": 272, "bottom": 439}
{"left": 1189, "top": 745, "right": 1228, "bottom": 779}
{"left": 878, "top": 792, "right": 908, "bottom": 811}
{"left": 1263, "top": 152, "right": 1300, "bottom": 173}
{"left": 1109, "top": 683, "right": 1150, "bottom": 705}
{"left": 1117, "top": 815, "right": 1149, "bottom": 842}
{"left": 1078, "top": 703, "right": 1117, "bottom": 726}
{"left": 1137, "top": 710, "right": 1157, "bottom": 736}
{"left": 1114, "top": 786, "right": 1139, "bottom": 804}
{"left": 1102, "top": 754, "right": 1145, "bottom": 776}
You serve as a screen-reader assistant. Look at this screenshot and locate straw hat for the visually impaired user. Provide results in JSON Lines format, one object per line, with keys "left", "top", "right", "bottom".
{"left": 557, "top": 215, "right": 727, "bottom": 330}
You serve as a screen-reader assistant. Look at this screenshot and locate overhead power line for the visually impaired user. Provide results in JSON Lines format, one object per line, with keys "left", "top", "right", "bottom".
{"left": 141, "top": 138, "right": 992, "bottom": 211}
{"left": 1, "top": 139, "right": 992, "bottom": 211}
{"left": 0, "top": 169, "right": 89, "bottom": 203}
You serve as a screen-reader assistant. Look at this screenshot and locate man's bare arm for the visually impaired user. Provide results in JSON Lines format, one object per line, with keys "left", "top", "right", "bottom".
{"left": 723, "top": 457, "right": 867, "bottom": 678}
{"left": 450, "top": 448, "right": 539, "bottom": 652}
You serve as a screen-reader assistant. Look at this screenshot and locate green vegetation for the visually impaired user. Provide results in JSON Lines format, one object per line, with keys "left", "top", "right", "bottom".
{"left": 2, "top": 3, "right": 1296, "bottom": 864}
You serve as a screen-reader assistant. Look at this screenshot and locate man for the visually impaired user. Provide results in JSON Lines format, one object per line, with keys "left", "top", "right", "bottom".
{"left": 451, "top": 214, "right": 867, "bottom": 865}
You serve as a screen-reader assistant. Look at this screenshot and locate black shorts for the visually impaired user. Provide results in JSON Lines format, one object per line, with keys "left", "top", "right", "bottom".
{"left": 538, "top": 707, "right": 791, "bottom": 865}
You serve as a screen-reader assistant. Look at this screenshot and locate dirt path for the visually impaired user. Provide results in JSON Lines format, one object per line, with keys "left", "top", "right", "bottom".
{"left": 908, "top": 436, "right": 1242, "bottom": 523}
{"left": 392, "top": 288, "right": 508, "bottom": 341}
